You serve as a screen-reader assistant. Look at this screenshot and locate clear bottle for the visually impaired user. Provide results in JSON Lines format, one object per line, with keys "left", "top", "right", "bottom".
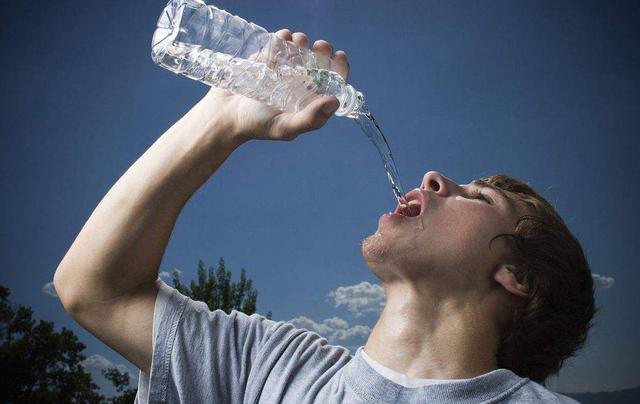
{"left": 151, "top": 0, "right": 363, "bottom": 117}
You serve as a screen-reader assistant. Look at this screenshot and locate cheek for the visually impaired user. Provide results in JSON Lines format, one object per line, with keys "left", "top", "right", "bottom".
{"left": 427, "top": 206, "right": 498, "bottom": 264}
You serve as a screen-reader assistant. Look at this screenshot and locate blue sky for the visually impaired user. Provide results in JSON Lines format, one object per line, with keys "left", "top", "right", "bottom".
{"left": 1, "top": 0, "right": 638, "bottom": 396}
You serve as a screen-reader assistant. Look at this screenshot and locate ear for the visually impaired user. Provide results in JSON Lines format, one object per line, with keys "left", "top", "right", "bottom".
{"left": 494, "top": 265, "right": 529, "bottom": 298}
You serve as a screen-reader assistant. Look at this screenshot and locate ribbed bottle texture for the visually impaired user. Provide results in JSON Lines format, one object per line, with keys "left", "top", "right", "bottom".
{"left": 152, "top": 0, "right": 363, "bottom": 117}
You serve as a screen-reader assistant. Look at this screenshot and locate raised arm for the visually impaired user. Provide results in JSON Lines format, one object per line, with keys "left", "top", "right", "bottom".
{"left": 53, "top": 30, "right": 348, "bottom": 374}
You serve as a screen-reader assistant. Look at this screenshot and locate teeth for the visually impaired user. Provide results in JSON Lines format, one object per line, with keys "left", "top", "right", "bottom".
{"left": 399, "top": 204, "right": 407, "bottom": 209}
{"left": 407, "top": 200, "right": 421, "bottom": 207}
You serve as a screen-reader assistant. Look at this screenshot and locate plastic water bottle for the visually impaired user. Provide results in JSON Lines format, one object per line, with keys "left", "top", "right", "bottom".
{"left": 151, "top": 0, "right": 364, "bottom": 117}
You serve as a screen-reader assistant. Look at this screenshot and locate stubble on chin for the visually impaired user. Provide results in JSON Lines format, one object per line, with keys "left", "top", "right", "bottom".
{"left": 361, "top": 231, "right": 389, "bottom": 263}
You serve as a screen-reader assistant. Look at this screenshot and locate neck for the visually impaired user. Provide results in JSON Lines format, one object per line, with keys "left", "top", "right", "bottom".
{"left": 364, "top": 282, "right": 499, "bottom": 380}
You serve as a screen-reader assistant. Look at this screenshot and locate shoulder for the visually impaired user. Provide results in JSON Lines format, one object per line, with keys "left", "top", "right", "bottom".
{"left": 510, "top": 379, "right": 581, "bottom": 403}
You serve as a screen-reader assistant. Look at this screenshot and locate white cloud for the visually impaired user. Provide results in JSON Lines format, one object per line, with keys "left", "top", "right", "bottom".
{"left": 42, "top": 281, "right": 58, "bottom": 298}
{"left": 82, "top": 354, "right": 137, "bottom": 380}
{"left": 81, "top": 354, "right": 138, "bottom": 398}
{"left": 288, "top": 316, "right": 348, "bottom": 336}
{"left": 326, "top": 281, "right": 386, "bottom": 317}
{"left": 592, "top": 273, "right": 615, "bottom": 289}
{"left": 287, "top": 315, "right": 372, "bottom": 352}
{"left": 159, "top": 268, "right": 182, "bottom": 280}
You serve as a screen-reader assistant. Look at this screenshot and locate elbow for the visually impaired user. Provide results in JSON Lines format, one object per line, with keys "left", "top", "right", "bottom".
{"left": 53, "top": 266, "right": 82, "bottom": 314}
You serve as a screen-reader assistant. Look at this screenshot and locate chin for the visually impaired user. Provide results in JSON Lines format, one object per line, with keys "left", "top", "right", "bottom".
{"left": 361, "top": 226, "right": 432, "bottom": 281}
{"left": 362, "top": 232, "right": 413, "bottom": 284}
{"left": 361, "top": 232, "right": 389, "bottom": 264}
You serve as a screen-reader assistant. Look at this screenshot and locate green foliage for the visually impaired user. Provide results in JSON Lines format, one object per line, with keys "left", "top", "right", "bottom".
{"left": 171, "top": 258, "right": 272, "bottom": 319}
{"left": 0, "top": 284, "right": 105, "bottom": 403}
{"left": 101, "top": 367, "right": 137, "bottom": 404}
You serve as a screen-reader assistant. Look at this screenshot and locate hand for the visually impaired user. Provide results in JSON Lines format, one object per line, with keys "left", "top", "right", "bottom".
{"left": 203, "top": 29, "right": 350, "bottom": 143}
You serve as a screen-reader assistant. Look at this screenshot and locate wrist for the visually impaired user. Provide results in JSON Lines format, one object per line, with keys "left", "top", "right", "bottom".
{"left": 198, "top": 90, "right": 251, "bottom": 149}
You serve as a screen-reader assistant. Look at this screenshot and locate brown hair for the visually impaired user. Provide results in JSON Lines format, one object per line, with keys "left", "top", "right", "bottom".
{"left": 479, "top": 174, "right": 597, "bottom": 384}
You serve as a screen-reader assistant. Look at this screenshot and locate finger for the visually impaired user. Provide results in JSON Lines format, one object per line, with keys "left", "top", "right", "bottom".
{"left": 273, "top": 96, "right": 340, "bottom": 140}
{"left": 312, "top": 39, "right": 333, "bottom": 59}
{"left": 275, "top": 28, "right": 293, "bottom": 42}
{"left": 333, "top": 50, "right": 349, "bottom": 81}
{"left": 291, "top": 32, "right": 308, "bottom": 49}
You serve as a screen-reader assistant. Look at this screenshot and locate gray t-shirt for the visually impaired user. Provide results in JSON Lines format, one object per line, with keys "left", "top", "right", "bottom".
{"left": 135, "top": 279, "right": 579, "bottom": 403}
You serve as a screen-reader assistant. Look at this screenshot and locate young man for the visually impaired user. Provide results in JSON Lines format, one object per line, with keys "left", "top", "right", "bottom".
{"left": 54, "top": 29, "right": 594, "bottom": 403}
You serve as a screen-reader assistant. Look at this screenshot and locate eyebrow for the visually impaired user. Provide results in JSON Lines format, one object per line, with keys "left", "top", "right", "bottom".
{"left": 470, "top": 179, "right": 516, "bottom": 215}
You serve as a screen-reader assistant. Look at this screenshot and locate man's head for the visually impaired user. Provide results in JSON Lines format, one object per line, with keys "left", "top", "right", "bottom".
{"left": 361, "top": 171, "right": 596, "bottom": 383}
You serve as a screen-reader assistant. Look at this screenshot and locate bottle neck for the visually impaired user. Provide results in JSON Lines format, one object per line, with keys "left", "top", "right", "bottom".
{"left": 336, "top": 87, "right": 365, "bottom": 118}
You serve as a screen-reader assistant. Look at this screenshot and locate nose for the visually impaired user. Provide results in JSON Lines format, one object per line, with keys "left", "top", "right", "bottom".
{"left": 421, "top": 171, "right": 453, "bottom": 196}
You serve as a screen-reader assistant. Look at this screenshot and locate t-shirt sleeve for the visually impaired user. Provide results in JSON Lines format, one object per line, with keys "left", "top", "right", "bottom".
{"left": 135, "top": 277, "right": 278, "bottom": 404}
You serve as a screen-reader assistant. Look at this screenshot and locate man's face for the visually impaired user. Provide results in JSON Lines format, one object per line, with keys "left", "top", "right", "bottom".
{"left": 362, "top": 171, "right": 523, "bottom": 291}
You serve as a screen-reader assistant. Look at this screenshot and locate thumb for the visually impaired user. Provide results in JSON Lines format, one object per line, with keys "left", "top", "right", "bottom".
{"left": 319, "top": 96, "right": 341, "bottom": 116}
{"left": 278, "top": 96, "right": 340, "bottom": 139}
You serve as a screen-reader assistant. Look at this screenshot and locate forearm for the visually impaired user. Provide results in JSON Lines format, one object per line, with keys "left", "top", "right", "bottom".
{"left": 54, "top": 93, "right": 245, "bottom": 309}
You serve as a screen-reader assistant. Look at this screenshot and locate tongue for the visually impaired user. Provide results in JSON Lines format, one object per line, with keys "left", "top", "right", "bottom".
{"left": 401, "top": 204, "right": 421, "bottom": 217}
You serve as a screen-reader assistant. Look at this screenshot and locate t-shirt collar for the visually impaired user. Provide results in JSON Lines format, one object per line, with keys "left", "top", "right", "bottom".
{"left": 345, "top": 346, "right": 529, "bottom": 404}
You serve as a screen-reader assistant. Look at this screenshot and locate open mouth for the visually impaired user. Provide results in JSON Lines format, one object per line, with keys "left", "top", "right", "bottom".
{"left": 394, "top": 189, "right": 425, "bottom": 218}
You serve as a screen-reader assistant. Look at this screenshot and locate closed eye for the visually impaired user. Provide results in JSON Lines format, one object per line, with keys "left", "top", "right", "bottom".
{"left": 469, "top": 190, "right": 491, "bottom": 204}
